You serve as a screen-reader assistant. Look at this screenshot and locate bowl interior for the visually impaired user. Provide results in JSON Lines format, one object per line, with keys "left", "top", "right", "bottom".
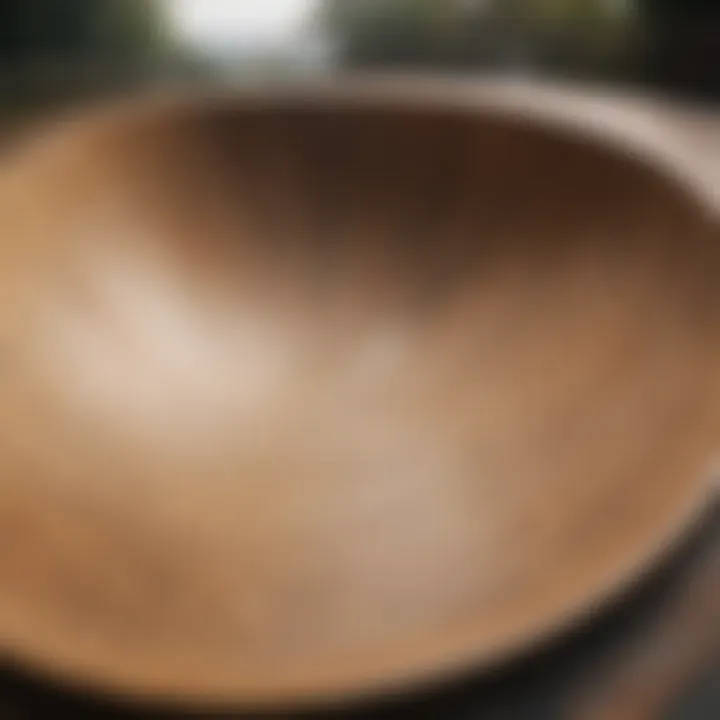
{"left": 0, "top": 93, "right": 718, "bottom": 705}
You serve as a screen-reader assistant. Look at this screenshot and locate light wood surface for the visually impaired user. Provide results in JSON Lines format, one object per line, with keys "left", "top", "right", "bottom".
{"left": 0, "top": 82, "right": 718, "bottom": 707}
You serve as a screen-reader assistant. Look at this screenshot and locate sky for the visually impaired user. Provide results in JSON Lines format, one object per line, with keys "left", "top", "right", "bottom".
{"left": 167, "top": 0, "right": 319, "bottom": 53}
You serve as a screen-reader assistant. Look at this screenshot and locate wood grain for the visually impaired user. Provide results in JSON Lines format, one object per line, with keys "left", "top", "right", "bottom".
{"left": 0, "top": 85, "right": 717, "bottom": 707}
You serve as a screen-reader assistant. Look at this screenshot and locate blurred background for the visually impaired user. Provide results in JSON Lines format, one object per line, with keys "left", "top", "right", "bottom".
{"left": 0, "top": 0, "right": 717, "bottom": 133}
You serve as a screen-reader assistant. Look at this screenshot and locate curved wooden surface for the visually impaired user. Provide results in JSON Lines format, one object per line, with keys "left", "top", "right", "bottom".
{"left": 0, "top": 85, "right": 718, "bottom": 706}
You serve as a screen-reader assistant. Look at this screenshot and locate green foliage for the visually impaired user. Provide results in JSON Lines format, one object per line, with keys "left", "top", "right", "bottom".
{"left": 0, "top": 0, "right": 167, "bottom": 62}
{"left": 0, "top": 0, "right": 186, "bottom": 121}
{"left": 322, "top": 0, "right": 636, "bottom": 74}
{"left": 324, "top": 0, "right": 471, "bottom": 67}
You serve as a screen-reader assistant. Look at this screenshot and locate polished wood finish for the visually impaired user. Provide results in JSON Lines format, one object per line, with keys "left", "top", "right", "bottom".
{"left": 0, "top": 86, "right": 717, "bottom": 706}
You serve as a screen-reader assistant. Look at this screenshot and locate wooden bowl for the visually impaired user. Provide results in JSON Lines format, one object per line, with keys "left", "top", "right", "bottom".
{"left": 0, "top": 82, "right": 717, "bottom": 707}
